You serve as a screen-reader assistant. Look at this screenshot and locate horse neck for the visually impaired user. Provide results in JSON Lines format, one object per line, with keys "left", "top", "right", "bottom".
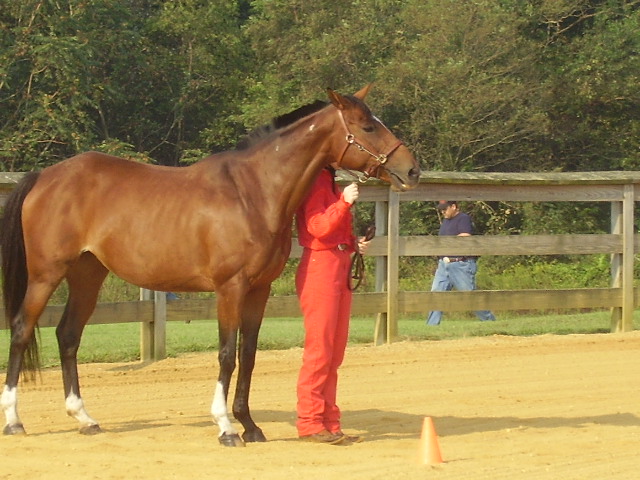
{"left": 244, "top": 111, "right": 339, "bottom": 225}
{"left": 193, "top": 110, "right": 340, "bottom": 235}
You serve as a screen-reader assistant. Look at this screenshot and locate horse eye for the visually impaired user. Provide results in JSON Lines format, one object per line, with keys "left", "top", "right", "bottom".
{"left": 363, "top": 125, "right": 375, "bottom": 133}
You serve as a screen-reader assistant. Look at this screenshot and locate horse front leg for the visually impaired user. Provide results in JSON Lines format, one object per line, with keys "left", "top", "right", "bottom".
{"left": 212, "top": 326, "right": 244, "bottom": 447}
{"left": 233, "top": 286, "right": 270, "bottom": 443}
{"left": 233, "top": 325, "right": 266, "bottom": 443}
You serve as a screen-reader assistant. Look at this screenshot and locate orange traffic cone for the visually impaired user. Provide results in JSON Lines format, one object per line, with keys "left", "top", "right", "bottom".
{"left": 420, "top": 416, "right": 444, "bottom": 465}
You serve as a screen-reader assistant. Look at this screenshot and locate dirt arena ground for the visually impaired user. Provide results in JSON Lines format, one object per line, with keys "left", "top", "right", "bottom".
{"left": 2, "top": 331, "right": 640, "bottom": 479}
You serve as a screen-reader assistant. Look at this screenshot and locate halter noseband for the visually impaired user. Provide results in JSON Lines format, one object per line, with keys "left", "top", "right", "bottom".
{"left": 335, "top": 109, "right": 403, "bottom": 182}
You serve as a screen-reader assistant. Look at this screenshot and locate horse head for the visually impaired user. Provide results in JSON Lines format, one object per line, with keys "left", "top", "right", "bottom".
{"left": 327, "top": 85, "right": 421, "bottom": 191}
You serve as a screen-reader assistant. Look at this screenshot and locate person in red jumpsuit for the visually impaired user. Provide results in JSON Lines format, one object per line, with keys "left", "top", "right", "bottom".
{"left": 295, "top": 166, "right": 370, "bottom": 445}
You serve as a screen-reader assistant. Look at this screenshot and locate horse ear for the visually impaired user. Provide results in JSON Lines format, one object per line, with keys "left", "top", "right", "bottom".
{"left": 327, "top": 88, "right": 352, "bottom": 110}
{"left": 353, "top": 83, "right": 372, "bottom": 100}
{"left": 327, "top": 84, "right": 372, "bottom": 109}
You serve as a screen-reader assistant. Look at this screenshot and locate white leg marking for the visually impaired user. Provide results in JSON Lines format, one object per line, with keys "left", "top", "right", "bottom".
{"left": 1, "top": 385, "right": 21, "bottom": 427}
{"left": 211, "top": 381, "right": 236, "bottom": 437}
{"left": 65, "top": 391, "right": 98, "bottom": 427}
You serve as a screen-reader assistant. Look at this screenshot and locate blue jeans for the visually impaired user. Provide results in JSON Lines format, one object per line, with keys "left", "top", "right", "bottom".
{"left": 426, "top": 259, "right": 496, "bottom": 325}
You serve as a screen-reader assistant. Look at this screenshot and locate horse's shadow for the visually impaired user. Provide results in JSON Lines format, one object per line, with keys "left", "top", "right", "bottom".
{"left": 22, "top": 419, "right": 174, "bottom": 436}
{"left": 26, "top": 409, "right": 640, "bottom": 439}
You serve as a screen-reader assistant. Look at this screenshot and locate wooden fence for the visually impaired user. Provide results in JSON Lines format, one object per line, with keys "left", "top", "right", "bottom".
{"left": 1, "top": 171, "right": 639, "bottom": 361}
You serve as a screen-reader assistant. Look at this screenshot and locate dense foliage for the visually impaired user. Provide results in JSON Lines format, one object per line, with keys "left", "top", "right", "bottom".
{"left": 1, "top": 0, "right": 638, "bottom": 239}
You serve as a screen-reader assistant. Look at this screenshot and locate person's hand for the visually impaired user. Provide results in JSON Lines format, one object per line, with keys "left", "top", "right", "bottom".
{"left": 343, "top": 183, "right": 359, "bottom": 205}
{"left": 358, "top": 225, "right": 375, "bottom": 254}
{"left": 357, "top": 237, "right": 371, "bottom": 255}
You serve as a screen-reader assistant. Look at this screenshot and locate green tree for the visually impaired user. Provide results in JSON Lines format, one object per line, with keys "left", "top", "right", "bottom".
{"left": 537, "top": 0, "right": 640, "bottom": 171}
{"left": 0, "top": 0, "right": 101, "bottom": 170}
{"left": 148, "top": 0, "right": 253, "bottom": 164}
{"left": 372, "top": 0, "right": 549, "bottom": 173}
{"left": 0, "top": 0, "right": 253, "bottom": 170}
{"left": 241, "top": 0, "right": 406, "bottom": 126}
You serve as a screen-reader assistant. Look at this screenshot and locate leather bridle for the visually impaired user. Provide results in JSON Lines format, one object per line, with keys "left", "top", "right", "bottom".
{"left": 335, "top": 109, "right": 403, "bottom": 182}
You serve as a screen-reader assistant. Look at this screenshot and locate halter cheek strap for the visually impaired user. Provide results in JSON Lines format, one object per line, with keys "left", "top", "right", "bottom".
{"left": 335, "top": 110, "right": 403, "bottom": 180}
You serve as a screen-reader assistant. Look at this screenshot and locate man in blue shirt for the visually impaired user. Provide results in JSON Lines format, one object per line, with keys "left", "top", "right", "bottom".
{"left": 426, "top": 201, "right": 496, "bottom": 325}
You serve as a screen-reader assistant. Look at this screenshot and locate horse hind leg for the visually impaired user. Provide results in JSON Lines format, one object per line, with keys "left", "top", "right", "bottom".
{"left": 2, "top": 311, "right": 36, "bottom": 435}
{"left": 2, "top": 280, "right": 61, "bottom": 435}
{"left": 1, "top": 386, "right": 25, "bottom": 435}
{"left": 56, "top": 252, "right": 108, "bottom": 435}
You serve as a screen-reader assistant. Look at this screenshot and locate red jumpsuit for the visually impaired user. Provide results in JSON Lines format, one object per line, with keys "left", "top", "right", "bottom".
{"left": 295, "top": 168, "right": 356, "bottom": 437}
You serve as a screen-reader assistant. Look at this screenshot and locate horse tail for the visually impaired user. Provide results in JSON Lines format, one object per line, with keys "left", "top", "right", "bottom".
{"left": 1, "top": 171, "right": 41, "bottom": 375}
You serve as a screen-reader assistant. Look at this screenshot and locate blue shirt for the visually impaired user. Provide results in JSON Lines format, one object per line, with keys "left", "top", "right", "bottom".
{"left": 439, "top": 212, "right": 476, "bottom": 260}
{"left": 439, "top": 212, "right": 473, "bottom": 236}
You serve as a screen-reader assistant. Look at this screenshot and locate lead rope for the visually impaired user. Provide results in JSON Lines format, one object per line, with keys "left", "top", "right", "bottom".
{"left": 348, "top": 225, "right": 376, "bottom": 291}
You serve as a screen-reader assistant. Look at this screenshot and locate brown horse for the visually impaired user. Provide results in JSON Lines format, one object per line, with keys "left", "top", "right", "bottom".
{"left": 0, "top": 85, "right": 420, "bottom": 446}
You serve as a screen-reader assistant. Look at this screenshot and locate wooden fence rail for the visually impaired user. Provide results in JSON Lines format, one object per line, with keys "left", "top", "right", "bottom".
{"left": 1, "top": 171, "right": 639, "bottom": 361}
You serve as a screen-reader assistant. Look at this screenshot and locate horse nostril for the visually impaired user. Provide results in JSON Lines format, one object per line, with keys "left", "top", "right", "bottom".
{"left": 409, "top": 167, "right": 420, "bottom": 178}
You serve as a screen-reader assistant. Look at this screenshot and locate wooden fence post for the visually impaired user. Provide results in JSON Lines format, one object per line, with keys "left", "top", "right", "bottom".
{"left": 374, "top": 199, "right": 389, "bottom": 345}
{"left": 153, "top": 290, "right": 167, "bottom": 360}
{"left": 385, "top": 190, "right": 400, "bottom": 343}
{"left": 622, "top": 184, "right": 635, "bottom": 331}
{"left": 140, "top": 289, "right": 167, "bottom": 360}
{"left": 610, "top": 184, "right": 636, "bottom": 332}
{"left": 617, "top": 184, "right": 635, "bottom": 331}
{"left": 140, "top": 288, "right": 153, "bottom": 361}
{"left": 610, "top": 199, "right": 621, "bottom": 330}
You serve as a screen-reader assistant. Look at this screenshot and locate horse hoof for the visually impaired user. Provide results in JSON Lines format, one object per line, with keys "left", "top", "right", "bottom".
{"left": 79, "top": 424, "right": 102, "bottom": 435}
{"left": 242, "top": 429, "right": 267, "bottom": 443}
{"left": 219, "top": 433, "right": 245, "bottom": 447}
{"left": 3, "top": 423, "right": 26, "bottom": 435}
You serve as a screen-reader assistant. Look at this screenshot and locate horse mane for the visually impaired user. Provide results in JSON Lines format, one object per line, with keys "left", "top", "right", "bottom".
{"left": 236, "top": 100, "right": 328, "bottom": 150}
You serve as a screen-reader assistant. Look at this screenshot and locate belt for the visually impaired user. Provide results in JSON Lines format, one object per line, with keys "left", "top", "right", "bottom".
{"left": 336, "top": 243, "right": 349, "bottom": 251}
{"left": 441, "top": 256, "right": 469, "bottom": 263}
